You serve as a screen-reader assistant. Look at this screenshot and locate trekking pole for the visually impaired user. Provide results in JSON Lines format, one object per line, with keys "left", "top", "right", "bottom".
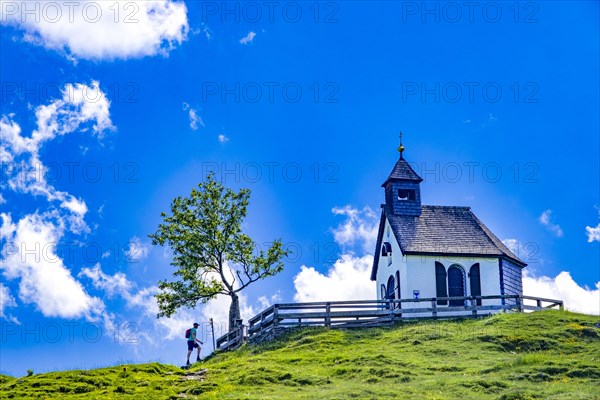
{"left": 210, "top": 318, "right": 216, "bottom": 351}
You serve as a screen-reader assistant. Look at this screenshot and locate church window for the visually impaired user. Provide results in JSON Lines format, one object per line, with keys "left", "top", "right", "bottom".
{"left": 386, "top": 275, "right": 396, "bottom": 302}
{"left": 448, "top": 265, "right": 466, "bottom": 306}
{"left": 435, "top": 262, "right": 448, "bottom": 305}
{"left": 382, "top": 242, "right": 392, "bottom": 266}
{"left": 469, "top": 263, "right": 482, "bottom": 306}
{"left": 381, "top": 242, "right": 392, "bottom": 256}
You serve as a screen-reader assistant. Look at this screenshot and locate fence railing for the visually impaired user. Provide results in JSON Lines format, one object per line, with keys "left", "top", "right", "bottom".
{"left": 215, "top": 295, "right": 563, "bottom": 351}
{"left": 215, "top": 322, "right": 246, "bottom": 352}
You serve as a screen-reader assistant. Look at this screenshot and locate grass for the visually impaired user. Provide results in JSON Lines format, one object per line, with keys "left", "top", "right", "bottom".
{"left": 1, "top": 310, "right": 599, "bottom": 399}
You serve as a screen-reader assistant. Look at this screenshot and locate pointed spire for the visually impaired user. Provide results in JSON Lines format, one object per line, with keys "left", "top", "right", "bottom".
{"left": 398, "top": 131, "right": 405, "bottom": 159}
{"left": 382, "top": 131, "right": 422, "bottom": 187}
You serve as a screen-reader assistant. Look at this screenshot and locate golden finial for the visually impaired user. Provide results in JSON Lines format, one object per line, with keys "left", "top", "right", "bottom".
{"left": 398, "top": 131, "right": 405, "bottom": 159}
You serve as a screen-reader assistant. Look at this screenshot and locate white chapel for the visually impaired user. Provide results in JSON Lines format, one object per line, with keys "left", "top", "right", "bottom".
{"left": 371, "top": 140, "right": 525, "bottom": 313}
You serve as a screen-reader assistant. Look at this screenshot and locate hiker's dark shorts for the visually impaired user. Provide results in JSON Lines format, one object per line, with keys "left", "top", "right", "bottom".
{"left": 187, "top": 341, "right": 199, "bottom": 351}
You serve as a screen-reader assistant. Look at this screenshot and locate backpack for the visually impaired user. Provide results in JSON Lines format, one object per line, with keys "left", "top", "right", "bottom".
{"left": 185, "top": 328, "right": 191, "bottom": 339}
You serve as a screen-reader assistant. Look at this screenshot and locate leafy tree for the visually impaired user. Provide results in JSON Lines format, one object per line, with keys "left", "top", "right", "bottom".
{"left": 149, "top": 174, "right": 288, "bottom": 330}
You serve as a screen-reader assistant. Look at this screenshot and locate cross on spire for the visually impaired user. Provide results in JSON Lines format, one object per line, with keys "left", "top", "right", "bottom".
{"left": 398, "top": 131, "right": 405, "bottom": 159}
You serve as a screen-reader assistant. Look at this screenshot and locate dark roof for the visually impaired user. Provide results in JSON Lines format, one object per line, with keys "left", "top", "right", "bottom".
{"left": 371, "top": 205, "right": 526, "bottom": 280}
{"left": 381, "top": 157, "right": 423, "bottom": 186}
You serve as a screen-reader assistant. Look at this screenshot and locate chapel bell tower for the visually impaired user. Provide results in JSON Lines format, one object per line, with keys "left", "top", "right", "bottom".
{"left": 381, "top": 133, "right": 423, "bottom": 217}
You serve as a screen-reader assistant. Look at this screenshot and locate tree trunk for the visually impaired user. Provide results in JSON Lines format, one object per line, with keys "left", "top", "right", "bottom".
{"left": 228, "top": 292, "right": 241, "bottom": 331}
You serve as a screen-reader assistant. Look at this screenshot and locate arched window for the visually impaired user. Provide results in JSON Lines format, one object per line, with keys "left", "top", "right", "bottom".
{"left": 380, "top": 284, "right": 386, "bottom": 300}
{"left": 381, "top": 242, "right": 391, "bottom": 256}
{"left": 448, "top": 265, "right": 466, "bottom": 306}
{"left": 469, "top": 263, "right": 482, "bottom": 306}
{"left": 435, "top": 262, "right": 447, "bottom": 305}
{"left": 382, "top": 242, "right": 393, "bottom": 266}
{"left": 386, "top": 275, "right": 396, "bottom": 301}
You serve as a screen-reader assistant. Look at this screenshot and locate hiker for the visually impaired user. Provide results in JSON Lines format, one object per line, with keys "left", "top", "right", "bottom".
{"left": 186, "top": 322, "right": 204, "bottom": 366}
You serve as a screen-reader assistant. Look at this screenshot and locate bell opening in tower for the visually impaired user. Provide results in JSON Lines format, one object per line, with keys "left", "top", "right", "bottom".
{"left": 397, "top": 189, "right": 416, "bottom": 201}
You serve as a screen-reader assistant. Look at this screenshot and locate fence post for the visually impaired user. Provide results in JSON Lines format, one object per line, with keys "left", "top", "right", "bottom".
{"left": 210, "top": 318, "right": 216, "bottom": 351}
{"left": 536, "top": 299, "right": 542, "bottom": 309}
{"left": 471, "top": 298, "right": 477, "bottom": 316}
{"left": 516, "top": 296, "right": 523, "bottom": 312}
{"left": 325, "top": 302, "right": 331, "bottom": 327}
{"left": 389, "top": 300, "right": 395, "bottom": 324}
{"left": 235, "top": 319, "right": 243, "bottom": 348}
{"left": 431, "top": 299, "right": 437, "bottom": 319}
{"left": 273, "top": 304, "right": 279, "bottom": 330}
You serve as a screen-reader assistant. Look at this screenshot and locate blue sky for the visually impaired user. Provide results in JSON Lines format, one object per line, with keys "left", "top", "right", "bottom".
{"left": 0, "top": 1, "right": 598, "bottom": 377}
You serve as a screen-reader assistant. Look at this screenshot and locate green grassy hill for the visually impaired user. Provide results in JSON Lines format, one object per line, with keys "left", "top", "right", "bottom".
{"left": 2, "top": 310, "right": 599, "bottom": 399}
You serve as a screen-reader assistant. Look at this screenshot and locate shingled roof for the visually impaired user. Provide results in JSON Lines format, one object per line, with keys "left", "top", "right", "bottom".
{"left": 370, "top": 205, "right": 526, "bottom": 280}
{"left": 381, "top": 158, "right": 423, "bottom": 186}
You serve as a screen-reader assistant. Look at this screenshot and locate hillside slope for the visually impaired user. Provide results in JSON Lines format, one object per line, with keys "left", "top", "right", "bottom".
{"left": 1, "top": 310, "right": 599, "bottom": 399}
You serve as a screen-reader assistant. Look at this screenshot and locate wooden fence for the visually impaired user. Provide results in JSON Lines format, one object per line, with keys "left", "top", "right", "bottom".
{"left": 215, "top": 322, "right": 246, "bottom": 352}
{"left": 216, "top": 295, "right": 563, "bottom": 351}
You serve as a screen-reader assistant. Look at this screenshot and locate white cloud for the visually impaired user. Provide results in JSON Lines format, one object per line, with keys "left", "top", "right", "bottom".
{"left": 0, "top": 282, "right": 19, "bottom": 323}
{"left": 240, "top": 31, "right": 256, "bottom": 44}
{"left": 60, "top": 196, "right": 88, "bottom": 216}
{"left": 257, "top": 291, "right": 282, "bottom": 309}
{"left": 77, "top": 265, "right": 180, "bottom": 341}
{"left": 585, "top": 208, "right": 600, "bottom": 243}
{"left": 331, "top": 205, "right": 379, "bottom": 254}
{"left": 2, "top": 81, "right": 113, "bottom": 234}
{"left": 586, "top": 224, "right": 600, "bottom": 242}
{"left": 294, "top": 206, "right": 378, "bottom": 302}
{"left": 0, "top": 0, "right": 189, "bottom": 61}
{"left": 78, "top": 261, "right": 255, "bottom": 344}
{"left": 218, "top": 134, "right": 229, "bottom": 143}
{"left": 0, "top": 213, "right": 16, "bottom": 240}
{"left": 523, "top": 270, "right": 599, "bottom": 315}
{"left": 200, "top": 23, "right": 212, "bottom": 40}
{"left": 539, "top": 209, "right": 564, "bottom": 237}
{"left": 79, "top": 263, "right": 133, "bottom": 298}
{"left": 0, "top": 194, "right": 5, "bottom": 204}
{"left": 294, "top": 254, "right": 375, "bottom": 302}
{"left": 123, "top": 236, "right": 150, "bottom": 262}
{"left": 1, "top": 212, "right": 105, "bottom": 320}
{"left": 182, "top": 102, "right": 204, "bottom": 130}
{"left": 503, "top": 238, "right": 599, "bottom": 314}
{"left": 0, "top": 82, "right": 114, "bottom": 322}
{"left": 0, "top": 116, "right": 26, "bottom": 160}
{"left": 121, "top": 284, "right": 204, "bottom": 342}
